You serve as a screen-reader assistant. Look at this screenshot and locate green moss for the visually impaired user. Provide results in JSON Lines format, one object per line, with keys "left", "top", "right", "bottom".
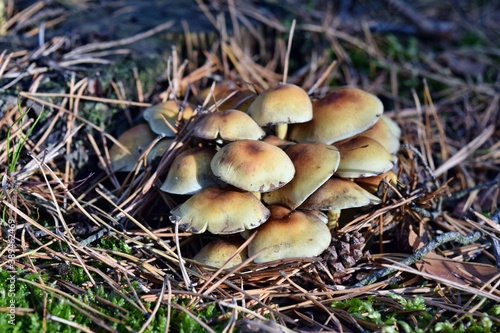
{"left": 331, "top": 294, "right": 498, "bottom": 333}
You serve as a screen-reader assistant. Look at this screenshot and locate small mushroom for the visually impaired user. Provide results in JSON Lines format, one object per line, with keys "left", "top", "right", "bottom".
{"left": 359, "top": 115, "right": 401, "bottom": 154}
{"left": 300, "top": 177, "right": 381, "bottom": 230}
{"left": 193, "top": 109, "right": 265, "bottom": 141}
{"left": 210, "top": 140, "right": 295, "bottom": 192}
{"left": 248, "top": 83, "right": 313, "bottom": 139}
{"left": 355, "top": 170, "right": 398, "bottom": 194}
{"left": 247, "top": 209, "right": 331, "bottom": 263}
{"left": 143, "top": 101, "right": 194, "bottom": 137}
{"left": 288, "top": 87, "right": 383, "bottom": 144}
{"left": 160, "top": 147, "right": 218, "bottom": 195}
{"left": 262, "top": 143, "right": 340, "bottom": 209}
{"left": 336, "top": 136, "right": 396, "bottom": 178}
{"left": 193, "top": 238, "right": 247, "bottom": 269}
{"left": 170, "top": 187, "right": 270, "bottom": 234}
{"left": 108, "top": 124, "right": 157, "bottom": 172}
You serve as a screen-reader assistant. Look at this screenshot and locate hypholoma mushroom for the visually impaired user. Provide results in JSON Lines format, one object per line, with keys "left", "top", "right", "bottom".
{"left": 160, "top": 147, "right": 218, "bottom": 195}
{"left": 193, "top": 238, "right": 247, "bottom": 269}
{"left": 210, "top": 140, "right": 295, "bottom": 192}
{"left": 248, "top": 83, "right": 313, "bottom": 139}
{"left": 170, "top": 187, "right": 270, "bottom": 234}
{"left": 247, "top": 207, "right": 331, "bottom": 263}
{"left": 300, "top": 177, "right": 382, "bottom": 230}
{"left": 262, "top": 142, "right": 341, "bottom": 209}
{"left": 143, "top": 100, "right": 194, "bottom": 137}
{"left": 288, "top": 87, "right": 383, "bottom": 144}
{"left": 193, "top": 109, "right": 265, "bottom": 141}
{"left": 108, "top": 124, "right": 157, "bottom": 172}
{"left": 335, "top": 136, "right": 396, "bottom": 178}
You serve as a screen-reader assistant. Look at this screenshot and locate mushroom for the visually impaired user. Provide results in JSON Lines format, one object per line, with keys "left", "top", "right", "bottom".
{"left": 160, "top": 147, "right": 218, "bottom": 195}
{"left": 359, "top": 115, "right": 401, "bottom": 154}
{"left": 193, "top": 109, "right": 265, "bottom": 141}
{"left": 193, "top": 238, "right": 247, "bottom": 269}
{"left": 143, "top": 101, "right": 194, "bottom": 137}
{"left": 355, "top": 170, "right": 398, "bottom": 194}
{"left": 247, "top": 209, "right": 331, "bottom": 263}
{"left": 262, "top": 142, "right": 341, "bottom": 209}
{"left": 210, "top": 140, "right": 295, "bottom": 192}
{"left": 170, "top": 187, "right": 270, "bottom": 234}
{"left": 108, "top": 124, "right": 157, "bottom": 172}
{"left": 288, "top": 87, "right": 383, "bottom": 144}
{"left": 335, "top": 136, "right": 397, "bottom": 178}
{"left": 146, "top": 138, "right": 174, "bottom": 166}
{"left": 300, "top": 177, "right": 381, "bottom": 230}
{"left": 248, "top": 83, "right": 313, "bottom": 139}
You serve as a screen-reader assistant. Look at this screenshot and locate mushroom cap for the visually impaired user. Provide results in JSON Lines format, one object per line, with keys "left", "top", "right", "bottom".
{"left": 193, "top": 238, "right": 247, "bottom": 269}
{"left": 248, "top": 83, "right": 313, "bottom": 126}
{"left": 217, "top": 89, "right": 257, "bottom": 112}
{"left": 288, "top": 87, "right": 383, "bottom": 144}
{"left": 170, "top": 187, "right": 270, "bottom": 234}
{"left": 193, "top": 110, "right": 265, "bottom": 141}
{"left": 262, "top": 135, "right": 296, "bottom": 149}
{"left": 360, "top": 115, "right": 401, "bottom": 154}
{"left": 355, "top": 170, "right": 398, "bottom": 194}
{"left": 143, "top": 101, "right": 194, "bottom": 136}
{"left": 146, "top": 138, "right": 174, "bottom": 165}
{"left": 160, "top": 147, "right": 218, "bottom": 195}
{"left": 211, "top": 140, "right": 295, "bottom": 192}
{"left": 300, "top": 177, "right": 381, "bottom": 211}
{"left": 336, "top": 136, "right": 396, "bottom": 178}
{"left": 262, "top": 143, "right": 341, "bottom": 209}
{"left": 109, "top": 124, "right": 157, "bottom": 172}
{"left": 248, "top": 210, "right": 332, "bottom": 263}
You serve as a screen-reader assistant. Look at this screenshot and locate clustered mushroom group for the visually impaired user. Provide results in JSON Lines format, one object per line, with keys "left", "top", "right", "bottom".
{"left": 109, "top": 83, "right": 401, "bottom": 268}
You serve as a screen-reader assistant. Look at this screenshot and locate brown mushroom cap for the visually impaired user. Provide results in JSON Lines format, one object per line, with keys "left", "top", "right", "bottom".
{"left": 248, "top": 83, "right": 313, "bottom": 126}
{"left": 355, "top": 170, "right": 398, "bottom": 194}
{"left": 109, "top": 124, "right": 157, "bottom": 172}
{"left": 247, "top": 210, "right": 331, "bottom": 263}
{"left": 262, "top": 143, "right": 341, "bottom": 209}
{"left": 193, "top": 238, "right": 247, "bottom": 269}
{"left": 211, "top": 140, "right": 295, "bottom": 192}
{"left": 146, "top": 138, "right": 174, "bottom": 166}
{"left": 143, "top": 101, "right": 194, "bottom": 137}
{"left": 193, "top": 110, "right": 265, "bottom": 141}
{"left": 160, "top": 147, "right": 218, "bottom": 195}
{"left": 170, "top": 187, "right": 270, "bottom": 234}
{"left": 360, "top": 115, "right": 401, "bottom": 154}
{"left": 300, "top": 178, "right": 381, "bottom": 211}
{"left": 336, "top": 136, "right": 396, "bottom": 178}
{"left": 288, "top": 87, "right": 383, "bottom": 144}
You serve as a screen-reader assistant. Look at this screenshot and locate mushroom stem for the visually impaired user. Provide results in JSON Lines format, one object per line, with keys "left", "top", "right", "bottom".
{"left": 275, "top": 123, "right": 288, "bottom": 140}
{"left": 327, "top": 209, "right": 341, "bottom": 231}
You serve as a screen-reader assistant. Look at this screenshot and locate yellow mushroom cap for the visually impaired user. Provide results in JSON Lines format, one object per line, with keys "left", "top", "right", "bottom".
{"left": 248, "top": 210, "right": 331, "bottom": 263}
{"left": 109, "top": 124, "right": 157, "bottom": 172}
{"left": 193, "top": 238, "right": 247, "bottom": 269}
{"left": 143, "top": 101, "right": 194, "bottom": 137}
{"left": 248, "top": 83, "right": 313, "bottom": 126}
{"left": 360, "top": 115, "right": 401, "bottom": 154}
{"left": 170, "top": 187, "right": 270, "bottom": 234}
{"left": 300, "top": 177, "right": 381, "bottom": 211}
{"left": 160, "top": 147, "right": 218, "bottom": 195}
{"left": 288, "top": 87, "right": 383, "bottom": 144}
{"left": 193, "top": 110, "right": 265, "bottom": 141}
{"left": 262, "top": 143, "right": 340, "bottom": 209}
{"left": 211, "top": 140, "right": 295, "bottom": 192}
{"left": 336, "top": 136, "right": 396, "bottom": 178}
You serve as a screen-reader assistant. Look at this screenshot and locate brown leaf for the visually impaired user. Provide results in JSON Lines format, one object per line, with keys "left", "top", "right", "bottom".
{"left": 416, "top": 252, "right": 498, "bottom": 285}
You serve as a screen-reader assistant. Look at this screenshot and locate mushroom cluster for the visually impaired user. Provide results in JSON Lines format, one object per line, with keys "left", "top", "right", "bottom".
{"left": 109, "top": 83, "right": 401, "bottom": 268}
